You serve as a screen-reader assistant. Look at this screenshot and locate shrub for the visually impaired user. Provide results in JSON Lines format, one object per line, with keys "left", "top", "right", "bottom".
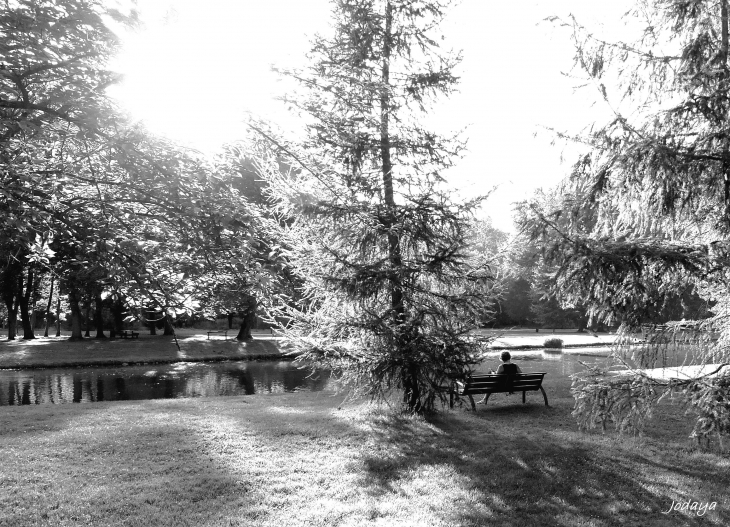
{"left": 543, "top": 337, "right": 564, "bottom": 349}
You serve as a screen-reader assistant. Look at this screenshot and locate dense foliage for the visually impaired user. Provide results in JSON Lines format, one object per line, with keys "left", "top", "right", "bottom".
{"left": 519, "top": 0, "right": 730, "bottom": 444}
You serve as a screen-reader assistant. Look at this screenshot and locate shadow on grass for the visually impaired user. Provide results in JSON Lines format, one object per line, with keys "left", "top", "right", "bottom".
{"left": 1, "top": 392, "right": 727, "bottom": 527}
{"left": 355, "top": 402, "right": 729, "bottom": 527}
{"left": 0, "top": 400, "right": 263, "bottom": 527}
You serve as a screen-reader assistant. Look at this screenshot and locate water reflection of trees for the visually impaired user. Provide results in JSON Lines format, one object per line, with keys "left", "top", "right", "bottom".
{"left": 0, "top": 362, "right": 331, "bottom": 405}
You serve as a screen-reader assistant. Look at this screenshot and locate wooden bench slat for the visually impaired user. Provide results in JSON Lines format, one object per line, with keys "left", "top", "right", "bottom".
{"left": 462, "top": 388, "right": 541, "bottom": 394}
{"left": 470, "top": 374, "right": 546, "bottom": 381}
{"left": 462, "top": 384, "right": 542, "bottom": 392}
{"left": 466, "top": 380, "right": 544, "bottom": 386}
{"left": 464, "top": 378, "right": 544, "bottom": 386}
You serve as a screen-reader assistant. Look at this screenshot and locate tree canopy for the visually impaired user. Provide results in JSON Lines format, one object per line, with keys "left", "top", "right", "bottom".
{"left": 0, "top": 0, "right": 263, "bottom": 343}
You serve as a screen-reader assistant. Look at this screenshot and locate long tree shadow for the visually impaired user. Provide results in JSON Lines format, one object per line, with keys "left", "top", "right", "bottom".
{"left": 357, "top": 405, "right": 729, "bottom": 527}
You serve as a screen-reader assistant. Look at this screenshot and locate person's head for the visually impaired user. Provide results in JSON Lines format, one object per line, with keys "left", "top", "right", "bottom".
{"left": 500, "top": 351, "right": 511, "bottom": 363}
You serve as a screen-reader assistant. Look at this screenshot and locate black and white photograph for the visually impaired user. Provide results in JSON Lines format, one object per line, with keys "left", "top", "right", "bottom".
{"left": 0, "top": 0, "right": 728, "bottom": 525}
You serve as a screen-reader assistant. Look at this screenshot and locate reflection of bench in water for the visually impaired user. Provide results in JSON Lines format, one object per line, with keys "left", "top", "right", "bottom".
{"left": 452, "top": 373, "right": 548, "bottom": 411}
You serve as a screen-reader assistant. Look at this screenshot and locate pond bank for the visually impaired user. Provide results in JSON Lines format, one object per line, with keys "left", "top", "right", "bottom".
{"left": 488, "top": 341, "right": 615, "bottom": 351}
{"left": 0, "top": 329, "right": 295, "bottom": 370}
{"left": 0, "top": 329, "right": 631, "bottom": 369}
{"left": 484, "top": 331, "right": 625, "bottom": 351}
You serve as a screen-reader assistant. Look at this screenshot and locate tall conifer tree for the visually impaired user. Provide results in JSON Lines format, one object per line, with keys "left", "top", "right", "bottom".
{"left": 257, "top": 0, "right": 497, "bottom": 413}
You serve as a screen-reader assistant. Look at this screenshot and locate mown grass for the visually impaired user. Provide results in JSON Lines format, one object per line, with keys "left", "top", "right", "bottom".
{"left": 1, "top": 371, "right": 728, "bottom": 527}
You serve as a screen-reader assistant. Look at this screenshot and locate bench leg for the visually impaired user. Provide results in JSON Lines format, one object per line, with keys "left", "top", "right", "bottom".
{"left": 449, "top": 392, "right": 454, "bottom": 409}
{"left": 522, "top": 391, "right": 526, "bottom": 404}
{"left": 477, "top": 393, "right": 491, "bottom": 406}
{"left": 468, "top": 395, "right": 476, "bottom": 412}
{"left": 540, "top": 386, "right": 549, "bottom": 406}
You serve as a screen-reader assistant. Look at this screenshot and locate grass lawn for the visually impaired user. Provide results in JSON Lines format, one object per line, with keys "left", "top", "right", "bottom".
{"left": 1, "top": 366, "right": 728, "bottom": 526}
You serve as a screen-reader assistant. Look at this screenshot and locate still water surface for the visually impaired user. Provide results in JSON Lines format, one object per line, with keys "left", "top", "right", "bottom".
{"left": 0, "top": 348, "right": 615, "bottom": 406}
{"left": 477, "top": 348, "right": 615, "bottom": 377}
{"left": 0, "top": 361, "right": 330, "bottom": 406}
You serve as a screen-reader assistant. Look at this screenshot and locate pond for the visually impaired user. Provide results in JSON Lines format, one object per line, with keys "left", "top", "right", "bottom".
{"left": 476, "top": 348, "right": 617, "bottom": 378}
{"left": 0, "top": 361, "right": 331, "bottom": 406}
{"left": 0, "top": 348, "right": 618, "bottom": 406}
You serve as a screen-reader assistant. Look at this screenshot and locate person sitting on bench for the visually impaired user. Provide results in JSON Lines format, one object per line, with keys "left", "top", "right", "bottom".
{"left": 478, "top": 351, "right": 522, "bottom": 403}
{"left": 492, "top": 351, "right": 522, "bottom": 375}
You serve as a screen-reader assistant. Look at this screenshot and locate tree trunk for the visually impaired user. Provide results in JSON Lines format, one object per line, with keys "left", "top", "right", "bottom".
{"left": 4, "top": 295, "right": 17, "bottom": 341}
{"left": 236, "top": 296, "right": 257, "bottom": 341}
{"left": 379, "top": 1, "right": 419, "bottom": 412}
{"left": 84, "top": 300, "right": 91, "bottom": 337}
{"left": 18, "top": 268, "right": 35, "bottom": 339}
{"left": 68, "top": 290, "right": 84, "bottom": 340}
{"left": 2, "top": 266, "right": 19, "bottom": 340}
{"left": 109, "top": 295, "right": 125, "bottom": 339}
{"left": 29, "top": 271, "right": 41, "bottom": 330}
{"left": 402, "top": 363, "right": 422, "bottom": 413}
{"left": 574, "top": 312, "right": 589, "bottom": 332}
{"left": 163, "top": 315, "right": 175, "bottom": 335}
{"left": 29, "top": 290, "right": 37, "bottom": 330}
{"left": 9, "top": 300, "right": 18, "bottom": 340}
{"left": 55, "top": 294, "right": 61, "bottom": 337}
{"left": 146, "top": 306, "right": 157, "bottom": 335}
{"left": 44, "top": 275, "right": 54, "bottom": 337}
{"left": 94, "top": 293, "right": 106, "bottom": 339}
{"left": 228, "top": 312, "right": 234, "bottom": 329}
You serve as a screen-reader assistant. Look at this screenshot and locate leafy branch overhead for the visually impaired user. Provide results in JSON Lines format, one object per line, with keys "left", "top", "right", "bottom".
{"left": 519, "top": 0, "right": 730, "bottom": 443}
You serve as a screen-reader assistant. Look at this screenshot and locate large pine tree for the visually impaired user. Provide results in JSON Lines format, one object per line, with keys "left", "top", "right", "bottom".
{"left": 256, "top": 0, "right": 497, "bottom": 413}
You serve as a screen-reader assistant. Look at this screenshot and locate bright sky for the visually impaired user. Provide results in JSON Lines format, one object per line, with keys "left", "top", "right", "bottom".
{"left": 108, "top": 0, "right": 634, "bottom": 232}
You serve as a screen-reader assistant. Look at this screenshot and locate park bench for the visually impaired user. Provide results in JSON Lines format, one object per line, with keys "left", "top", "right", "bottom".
{"left": 207, "top": 330, "right": 229, "bottom": 340}
{"left": 119, "top": 330, "right": 139, "bottom": 339}
{"left": 452, "top": 372, "right": 548, "bottom": 411}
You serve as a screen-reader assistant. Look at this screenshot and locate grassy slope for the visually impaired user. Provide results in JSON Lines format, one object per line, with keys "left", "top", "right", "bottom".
{"left": 1, "top": 375, "right": 728, "bottom": 527}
